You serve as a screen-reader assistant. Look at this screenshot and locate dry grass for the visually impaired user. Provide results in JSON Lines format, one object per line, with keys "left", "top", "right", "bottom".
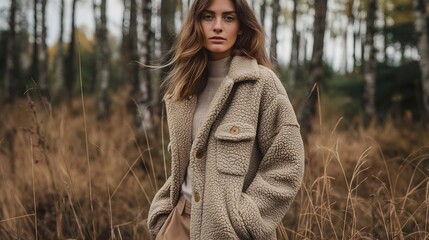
{"left": 0, "top": 90, "right": 428, "bottom": 239}
{"left": 281, "top": 117, "right": 429, "bottom": 240}
{"left": 0, "top": 90, "right": 165, "bottom": 239}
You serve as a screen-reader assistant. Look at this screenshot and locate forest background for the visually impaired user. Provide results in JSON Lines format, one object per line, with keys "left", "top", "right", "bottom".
{"left": 0, "top": 0, "right": 429, "bottom": 239}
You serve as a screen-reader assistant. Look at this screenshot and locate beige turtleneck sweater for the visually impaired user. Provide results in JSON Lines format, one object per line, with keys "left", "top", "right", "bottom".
{"left": 181, "top": 56, "right": 232, "bottom": 202}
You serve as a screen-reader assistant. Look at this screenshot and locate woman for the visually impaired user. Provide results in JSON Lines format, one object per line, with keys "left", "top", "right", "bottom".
{"left": 147, "top": 0, "right": 305, "bottom": 239}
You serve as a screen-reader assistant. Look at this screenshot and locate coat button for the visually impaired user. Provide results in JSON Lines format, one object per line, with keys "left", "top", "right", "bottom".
{"left": 230, "top": 126, "right": 240, "bottom": 135}
{"left": 194, "top": 192, "right": 201, "bottom": 202}
{"left": 195, "top": 149, "right": 204, "bottom": 159}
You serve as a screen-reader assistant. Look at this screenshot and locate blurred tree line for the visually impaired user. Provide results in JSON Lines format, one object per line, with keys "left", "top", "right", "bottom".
{"left": 0, "top": 0, "right": 428, "bottom": 139}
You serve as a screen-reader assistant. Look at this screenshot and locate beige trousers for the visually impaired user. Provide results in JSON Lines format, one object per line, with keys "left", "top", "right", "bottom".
{"left": 155, "top": 195, "right": 191, "bottom": 240}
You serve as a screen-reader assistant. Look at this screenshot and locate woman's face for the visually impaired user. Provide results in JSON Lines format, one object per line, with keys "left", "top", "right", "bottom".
{"left": 201, "top": 0, "right": 240, "bottom": 61}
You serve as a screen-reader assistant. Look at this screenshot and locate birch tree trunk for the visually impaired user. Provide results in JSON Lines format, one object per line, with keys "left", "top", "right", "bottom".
{"left": 161, "top": 0, "right": 176, "bottom": 54}
{"left": 288, "top": 0, "right": 299, "bottom": 93}
{"left": 298, "top": 0, "right": 328, "bottom": 140}
{"left": 270, "top": 0, "right": 280, "bottom": 69}
{"left": 135, "top": 0, "right": 154, "bottom": 134}
{"left": 353, "top": 15, "right": 357, "bottom": 71}
{"left": 344, "top": 0, "right": 354, "bottom": 73}
{"left": 358, "top": 17, "right": 366, "bottom": 72}
{"left": 383, "top": 0, "right": 388, "bottom": 62}
{"left": 93, "top": 0, "right": 110, "bottom": 119}
{"left": 130, "top": 0, "right": 139, "bottom": 87}
{"left": 53, "top": 0, "right": 65, "bottom": 102}
{"left": 414, "top": 0, "right": 429, "bottom": 116}
{"left": 38, "top": 0, "right": 49, "bottom": 100}
{"left": 260, "top": 0, "right": 267, "bottom": 28}
{"left": 3, "top": 0, "right": 16, "bottom": 103}
{"left": 32, "top": 0, "right": 39, "bottom": 89}
{"left": 364, "top": 0, "right": 377, "bottom": 117}
{"left": 159, "top": 0, "right": 177, "bottom": 106}
{"left": 65, "top": 0, "right": 78, "bottom": 103}
{"left": 128, "top": 0, "right": 140, "bottom": 115}
{"left": 121, "top": 0, "right": 131, "bottom": 87}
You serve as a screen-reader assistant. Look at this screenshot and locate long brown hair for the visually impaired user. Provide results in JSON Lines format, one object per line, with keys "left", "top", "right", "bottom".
{"left": 163, "top": 0, "right": 272, "bottom": 101}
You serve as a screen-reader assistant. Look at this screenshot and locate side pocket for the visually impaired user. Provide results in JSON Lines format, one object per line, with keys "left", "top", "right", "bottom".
{"left": 215, "top": 122, "right": 255, "bottom": 175}
{"left": 236, "top": 193, "right": 263, "bottom": 239}
{"left": 147, "top": 177, "right": 174, "bottom": 237}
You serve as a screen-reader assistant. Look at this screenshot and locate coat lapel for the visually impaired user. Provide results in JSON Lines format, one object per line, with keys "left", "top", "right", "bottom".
{"left": 192, "top": 78, "right": 234, "bottom": 152}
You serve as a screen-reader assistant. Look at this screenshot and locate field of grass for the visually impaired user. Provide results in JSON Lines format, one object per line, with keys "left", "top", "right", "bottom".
{"left": 0, "top": 89, "right": 428, "bottom": 239}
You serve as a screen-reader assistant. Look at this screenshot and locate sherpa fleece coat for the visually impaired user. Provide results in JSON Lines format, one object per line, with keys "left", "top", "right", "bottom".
{"left": 147, "top": 56, "right": 305, "bottom": 240}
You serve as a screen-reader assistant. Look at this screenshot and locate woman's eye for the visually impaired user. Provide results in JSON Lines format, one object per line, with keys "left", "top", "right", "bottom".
{"left": 224, "top": 15, "right": 235, "bottom": 22}
{"left": 203, "top": 15, "right": 214, "bottom": 21}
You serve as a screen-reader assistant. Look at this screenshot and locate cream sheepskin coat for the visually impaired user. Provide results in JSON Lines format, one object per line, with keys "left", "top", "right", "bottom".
{"left": 148, "top": 56, "right": 305, "bottom": 239}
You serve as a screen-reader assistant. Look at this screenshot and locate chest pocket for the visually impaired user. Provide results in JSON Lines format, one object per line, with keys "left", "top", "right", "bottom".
{"left": 214, "top": 122, "right": 256, "bottom": 175}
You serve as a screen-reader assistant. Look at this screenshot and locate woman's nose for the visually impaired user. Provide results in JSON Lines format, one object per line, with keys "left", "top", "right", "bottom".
{"left": 213, "top": 18, "right": 222, "bottom": 32}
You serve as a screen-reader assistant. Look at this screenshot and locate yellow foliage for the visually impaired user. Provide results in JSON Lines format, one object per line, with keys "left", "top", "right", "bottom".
{"left": 390, "top": 0, "right": 412, "bottom": 6}
{"left": 48, "top": 27, "right": 94, "bottom": 63}
{"left": 390, "top": 10, "right": 415, "bottom": 24}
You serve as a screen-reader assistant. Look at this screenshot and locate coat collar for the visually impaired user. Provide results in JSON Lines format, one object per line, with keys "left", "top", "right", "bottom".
{"left": 228, "top": 56, "right": 260, "bottom": 83}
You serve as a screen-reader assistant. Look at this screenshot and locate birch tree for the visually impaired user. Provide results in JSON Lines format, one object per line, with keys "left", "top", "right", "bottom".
{"left": 129, "top": 0, "right": 138, "bottom": 88}
{"left": 161, "top": 0, "right": 177, "bottom": 55}
{"left": 3, "top": 0, "right": 17, "bottom": 103}
{"left": 53, "top": 0, "right": 65, "bottom": 101}
{"left": 298, "top": 0, "right": 328, "bottom": 139}
{"left": 38, "top": 0, "right": 49, "bottom": 99}
{"left": 364, "top": 0, "right": 377, "bottom": 117}
{"left": 127, "top": 0, "right": 141, "bottom": 114}
{"left": 121, "top": 0, "right": 131, "bottom": 86}
{"left": 270, "top": 0, "right": 280, "bottom": 69}
{"left": 65, "top": 0, "right": 78, "bottom": 103}
{"left": 32, "top": 0, "right": 39, "bottom": 89}
{"left": 260, "top": 0, "right": 267, "bottom": 27}
{"left": 288, "top": 0, "right": 299, "bottom": 93}
{"left": 414, "top": 0, "right": 429, "bottom": 116}
{"left": 93, "top": 0, "right": 110, "bottom": 119}
{"left": 135, "top": 0, "right": 155, "bottom": 133}
{"left": 159, "top": 0, "right": 177, "bottom": 105}
{"left": 344, "top": 0, "right": 355, "bottom": 73}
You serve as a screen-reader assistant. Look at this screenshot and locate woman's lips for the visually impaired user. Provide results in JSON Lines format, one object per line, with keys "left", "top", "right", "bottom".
{"left": 209, "top": 36, "right": 226, "bottom": 43}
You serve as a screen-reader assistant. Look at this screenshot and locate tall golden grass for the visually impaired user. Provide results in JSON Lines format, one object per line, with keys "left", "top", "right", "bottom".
{"left": 0, "top": 89, "right": 428, "bottom": 239}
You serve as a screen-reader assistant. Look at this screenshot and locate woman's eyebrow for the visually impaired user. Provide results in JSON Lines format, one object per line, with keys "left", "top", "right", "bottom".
{"left": 202, "top": 10, "right": 237, "bottom": 14}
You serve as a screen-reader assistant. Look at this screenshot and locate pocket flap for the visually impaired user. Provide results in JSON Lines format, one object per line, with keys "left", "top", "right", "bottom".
{"left": 215, "top": 122, "right": 256, "bottom": 141}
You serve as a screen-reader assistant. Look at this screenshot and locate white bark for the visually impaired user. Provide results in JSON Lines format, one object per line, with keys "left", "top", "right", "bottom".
{"left": 93, "top": 0, "right": 110, "bottom": 119}
{"left": 136, "top": 0, "right": 154, "bottom": 132}
{"left": 364, "top": 0, "right": 377, "bottom": 117}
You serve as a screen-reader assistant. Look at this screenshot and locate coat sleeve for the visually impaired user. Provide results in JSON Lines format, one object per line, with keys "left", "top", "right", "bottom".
{"left": 237, "top": 78, "right": 305, "bottom": 239}
{"left": 147, "top": 176, "right": 174, "bottom": 237}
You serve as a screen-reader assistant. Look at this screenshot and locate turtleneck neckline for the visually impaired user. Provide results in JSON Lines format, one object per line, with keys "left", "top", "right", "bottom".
{"left": 207, "top": 56, "right": 232, "bottom": 78}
